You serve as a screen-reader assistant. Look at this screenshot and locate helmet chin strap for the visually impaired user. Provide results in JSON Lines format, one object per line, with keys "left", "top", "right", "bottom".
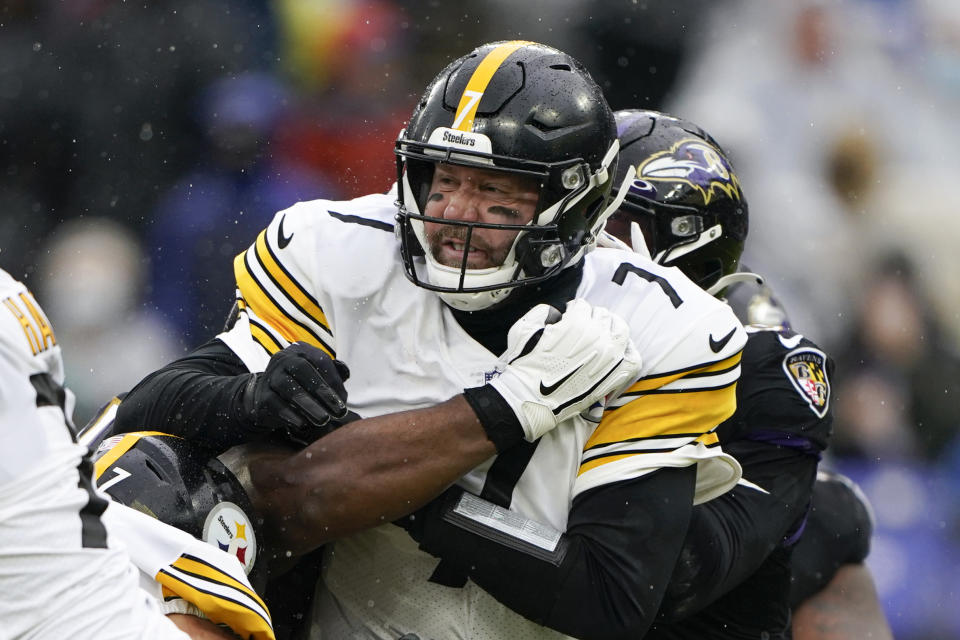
{"left": 657, "top": 224, "right": 723, "bottom": 265}
{"left": 707, "top": 271, "right": 763, "bottom": 297}
{"left": 629, "top": 221, "right": 652, "bottom": 260}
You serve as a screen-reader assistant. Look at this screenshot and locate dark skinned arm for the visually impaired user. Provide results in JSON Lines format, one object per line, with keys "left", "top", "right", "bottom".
{"left": 116, "top": 339, "right": 513, "bottom": 554}
{"left": 116, "top": 338, "right": 513, "bottom": 555}
{"left": 791, "top": 564, "right": 892, "bottom": 640}
{"left": 167, "top": 614, "right": 242, "bottom": 640}
{"left": 243, "top": 395, "right": 500, "bottom": 555}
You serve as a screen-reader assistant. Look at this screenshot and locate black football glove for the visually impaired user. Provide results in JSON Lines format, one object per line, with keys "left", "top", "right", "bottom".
{"left": 239, "top": 342, "right": 350, "bottom": 445}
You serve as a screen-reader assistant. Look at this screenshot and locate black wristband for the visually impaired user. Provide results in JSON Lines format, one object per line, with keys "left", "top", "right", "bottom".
{"left": 463, "top": 385, "right": 524, "bottom": 453}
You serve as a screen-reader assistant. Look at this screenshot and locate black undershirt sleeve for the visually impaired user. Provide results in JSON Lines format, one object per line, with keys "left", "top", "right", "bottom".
{"left": 656, "top": 439, "right": 819, "bottom": 621}
{"left": 403, "top": 465, "right": 697, "bottom": 640}
{"left": 788, "top": 470, "right": 874, "bottom": 607}
{"left": 113, "top": 338, "right": 256, "bottom": 451}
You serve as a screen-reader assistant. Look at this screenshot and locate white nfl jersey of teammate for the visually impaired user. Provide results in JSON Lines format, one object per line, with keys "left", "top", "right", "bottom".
{"left": 221, "top": 192, "right": 747, "bottom": 639}
{"left": 100, "top": 498, "right": 274, "bottom": 640}
{"left": 0, "top": 269, "right": 190, "bottom": 640}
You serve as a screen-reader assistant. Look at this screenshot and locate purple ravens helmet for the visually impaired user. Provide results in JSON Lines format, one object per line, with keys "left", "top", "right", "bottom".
{"left": 607, "top": 109, "right": 748, "bottom": 292}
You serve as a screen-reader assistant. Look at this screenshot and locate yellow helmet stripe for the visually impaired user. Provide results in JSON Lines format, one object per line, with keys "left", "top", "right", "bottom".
{"left": 93, "top": 431, "right": 173, "bottom": 480}
{"left": 452, "top": 40, "right": 532, "bottom": 131}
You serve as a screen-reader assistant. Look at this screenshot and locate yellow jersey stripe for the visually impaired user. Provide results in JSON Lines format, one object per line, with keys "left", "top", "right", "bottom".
{"left": 625, "top": 351, "right": 742, "bottom": 393}
{"left": 586, "top": 384, "right": 737, "bottom": 450}
{"left": 626, "top": 377, "right": 738, "bottom": 397}
{"left": 453, "top": 40, "right": 531, "bottom": 131}
{"left": 248, "top": 318, "right": 284, "bottom": 356}
{"left": 171, "top": 555, "right": 268, "bottom": 612}
{"left": 578, "top": 452, "right": 634, "bottom": 475}
{"left": 234, "top": 250, "right": 335, "bottom": 358}
{"left": 696, "top": 431, "right": 720, "bottom": 446}
{"left": 94, "top": 431, "right": 172, "bottom": 481}
{"left": 156, "top": 569, "right": 274, "bottom": 640}
{"left": 253, "top": 231, "right": 330, "bottom": 331}
{"left": 577, "top": 434, "right": 721, "bottom": 476}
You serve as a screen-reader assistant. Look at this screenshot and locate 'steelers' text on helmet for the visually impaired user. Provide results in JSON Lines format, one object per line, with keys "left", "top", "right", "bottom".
{"left": 395, "top": 40, "right": 619, "bottom": 311}
{"left": 606, "top": 109, "right": 748, "bottom": 292}
{"left": 92, "top": 432, "right": 266, "bottom": 590}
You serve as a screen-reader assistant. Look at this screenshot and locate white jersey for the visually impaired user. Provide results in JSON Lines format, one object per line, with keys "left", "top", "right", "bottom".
{"left": 221, "top": 193, "right": 747, "bottom": 639}
{"left": 101, "top": 497, "right": 274, "bottom": 640}
{"left": 0, "top": 269, "right": 189, "bottom": 640}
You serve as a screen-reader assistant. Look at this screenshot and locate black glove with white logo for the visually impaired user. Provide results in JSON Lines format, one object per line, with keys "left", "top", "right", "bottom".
{"left": 239, "top": 342, "right": 350, "bottom": 445}
{"left": 464, "top": 300, "right": 642, "bottom": 448}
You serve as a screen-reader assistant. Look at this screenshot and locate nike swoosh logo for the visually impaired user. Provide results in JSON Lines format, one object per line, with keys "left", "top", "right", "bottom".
{"left": 539, "top": 365, "right": 583, "bottom": 396}
{"left": 778, "top": 333, "right": 804, "bottom": 350}
{"left": 709, "top": 327, "right": 737, "bottom": 353}
{"left": 278, "top": 215, "right": 294, "bottom": 249}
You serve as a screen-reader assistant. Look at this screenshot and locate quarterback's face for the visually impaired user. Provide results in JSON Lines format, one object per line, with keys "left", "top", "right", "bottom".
{"left": 423, "top": 163, "right": 539, "bottom": 269}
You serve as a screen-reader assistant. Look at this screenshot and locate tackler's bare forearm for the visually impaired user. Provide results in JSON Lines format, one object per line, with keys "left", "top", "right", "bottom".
{"left": 243, "top": 395, "right": 497, "bottom": 556}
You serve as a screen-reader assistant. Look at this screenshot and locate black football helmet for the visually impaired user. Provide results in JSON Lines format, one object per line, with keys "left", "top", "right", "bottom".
{"left": 92, "top": 432, "right": 265, "bottom": 589}
{"left": 395, "top": 40, "right": 619, "bottom": 310}
{"left": 606, "top": 109, "right": 748, "bottom": 293}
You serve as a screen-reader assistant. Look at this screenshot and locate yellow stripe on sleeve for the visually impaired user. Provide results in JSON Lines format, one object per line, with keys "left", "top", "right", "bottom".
{"left": 248, "top": 321, "right": 284, "bottom": 356}
{"left": 156, "top": 568, "right": 274, "bottom": 640}
{"left": 170, "top": 556, "right": 268, "bottom": 613}
{"left": 233, "top": 247, "right": 334, "bottom": 358}
{"left": 452, "top": 40, "right": 532, "bottom": 131}
{"left": 252, "top": 232, "right": 330, "bottom": 331}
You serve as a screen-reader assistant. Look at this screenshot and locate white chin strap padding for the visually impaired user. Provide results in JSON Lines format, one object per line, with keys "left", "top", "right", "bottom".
{"left": 657, "top": 223, "right": 723, "bottom": 265}
{"left": 629, "top": 221, "right": 651, "bottom": 260}
{"left": 706, "top": 271, "right": 764, "bottom": 297}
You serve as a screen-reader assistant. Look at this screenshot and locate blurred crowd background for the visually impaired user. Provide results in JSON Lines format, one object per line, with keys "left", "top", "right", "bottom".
{"left": 2, "top": 0, "right": 958, "bottom": 636}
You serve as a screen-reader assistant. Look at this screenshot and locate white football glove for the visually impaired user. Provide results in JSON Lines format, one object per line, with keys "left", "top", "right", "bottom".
{"left": 488, "top": 299, "right": 642, "bottom": 441}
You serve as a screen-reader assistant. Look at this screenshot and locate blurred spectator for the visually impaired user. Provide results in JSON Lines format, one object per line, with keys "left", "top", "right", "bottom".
{"left": 273, "top": 0, "right": 412, "bottom": 197}
{"left": 568, "top": 0, "right": 731, "bottom": 110}
{"left": 0, "top": 0, "right": 279, "bottom": 280}
{"left": 35, "top": 218, "right": 180, "bottom": 428}
{"left": 665, "top": 0, "right": 960, "bottom": 350}
{"left": 0, "top": 0, "right": 80, "bottom": 279}
{"left": 832, "top": 251, "right": 960, "bottom": 463}
{"left": 146, "top": 71, "right": 336, "bottom": 347}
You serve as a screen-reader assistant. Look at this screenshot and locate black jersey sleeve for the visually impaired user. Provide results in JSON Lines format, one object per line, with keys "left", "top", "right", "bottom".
{"left": 401, "top": 465, "right": 697, "bottom": 640}
{"left": 655, "top": 438, "right": 819, "bottom": 622}
{"left": 719, "top": 327, "right": 834, "bottom": 452}
{"left": 113, "top": 338, "right": 260, "bottom": 451}
{"left": 644, "top": 327, "right": 833, "bottom": 633}
{"left": 789, "top": 470, "right": 874, "bottom": 607}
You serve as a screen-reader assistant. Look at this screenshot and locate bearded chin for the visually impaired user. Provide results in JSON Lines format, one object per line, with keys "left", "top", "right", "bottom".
{"left": 426, "top": 227, "right": 509, "bottom": 269}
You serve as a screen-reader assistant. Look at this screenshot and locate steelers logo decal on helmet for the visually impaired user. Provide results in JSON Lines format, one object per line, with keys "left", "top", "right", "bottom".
{"left": 203, "top": 501, "right": 258, "bottom": 575}
{"left": 782, "top": 348, "right": 831, "bottom": 418}
{"left": 395, "top": 40, "right": 619, "bottom": 311}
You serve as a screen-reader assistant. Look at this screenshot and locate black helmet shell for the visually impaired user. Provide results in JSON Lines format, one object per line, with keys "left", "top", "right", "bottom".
{"left": 609, "top": 109, "right": 748, "bottom": 290}
{"left": 93, "top": 432, "right": 263, "bottom": 587}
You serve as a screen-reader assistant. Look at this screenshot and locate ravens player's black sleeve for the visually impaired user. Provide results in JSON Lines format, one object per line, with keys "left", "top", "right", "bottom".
{"left": 114, "top": 338, "right": 258, "bottom": 451}
{"left": 641, "top": 327, "right": 833, "bottom": 639}
{"left": 401, "top": 466, "right": 697, "bottom": 640}
{"left": 643, "top": 440, "right": 818, "bottom": 639}
{"left": 789, "top": 470, "right": 874, "bottom": 607}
